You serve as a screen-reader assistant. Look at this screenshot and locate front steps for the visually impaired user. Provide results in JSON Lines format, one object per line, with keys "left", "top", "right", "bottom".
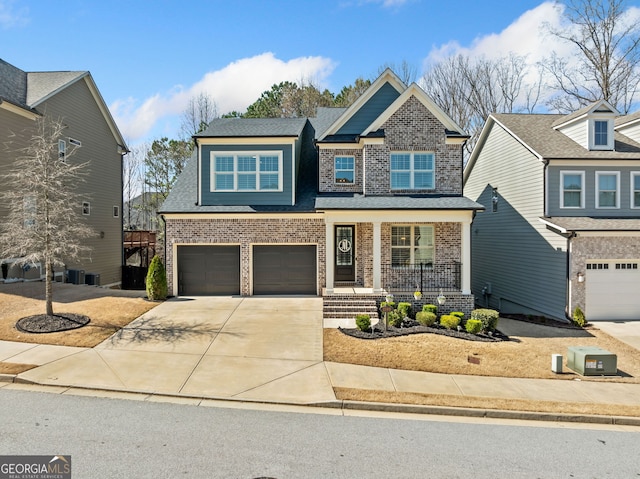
{"left": 322, "top": 295, "right": 380, "bottom": 328}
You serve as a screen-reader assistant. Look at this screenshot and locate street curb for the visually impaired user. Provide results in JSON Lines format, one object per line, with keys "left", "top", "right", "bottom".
{"left": 338, "top": 400, "right": 640, "bottom": 426}
{"left": 0, "top": 374, "right": 16, "bottom": 383}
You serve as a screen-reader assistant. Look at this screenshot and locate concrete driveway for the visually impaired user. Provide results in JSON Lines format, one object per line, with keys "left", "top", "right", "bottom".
{"left": 17, "top": 297, "right": 337, "bottom": 404}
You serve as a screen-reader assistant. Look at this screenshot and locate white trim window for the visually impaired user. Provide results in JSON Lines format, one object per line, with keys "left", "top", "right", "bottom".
{"left": 334, "top": 156, "right": 354, "bottom": 184}
{"left": 82, "top": 201, "right": 91, "bottom": 216}
{"left": 596, "top": 171, "right": 620, "bottom": 208}
{"left": 391, "top": 225, "right": 434, "bottom": 267}
{"left": 211, "top": 152, "right": 283, "bottom": 192}
{"left": 390, "top": 152, "right": 434, "bottom": 190}
{"left": 590, "top": 119, "right": 613, "bottom": 150}
{"left": 560, "top": 171, "right": 584, "bottom": 208}
{"left": 113, "top": 205, "right": 120, "bottom": 218}
{"left": 58, "top": 139, "right": 66, "bottom": 161}
{"left": 632, "top": 172, "right": 640, "bottom": 208}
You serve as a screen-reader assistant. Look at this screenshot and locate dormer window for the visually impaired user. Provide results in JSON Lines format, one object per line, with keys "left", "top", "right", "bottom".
{"left": 590, "top": 117, "right": 614, "bottom": 150}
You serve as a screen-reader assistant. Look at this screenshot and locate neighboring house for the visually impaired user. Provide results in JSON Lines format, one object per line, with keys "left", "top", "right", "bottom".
{"left": 464, "top": 100, "right": 640, "bottom": 321}
{"left": 160, "top": 69, "right": 483, "bottom": 316}
{"left": 0, "top": 59, "right": 127, "bottom": 286}
{"left": 124, "top": 191, "right": 160, "bottom": 231}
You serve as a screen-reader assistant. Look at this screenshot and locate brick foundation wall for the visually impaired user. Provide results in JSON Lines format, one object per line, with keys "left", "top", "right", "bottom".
{"left": 165, "top": 217, "right": 325, "bottom": 296}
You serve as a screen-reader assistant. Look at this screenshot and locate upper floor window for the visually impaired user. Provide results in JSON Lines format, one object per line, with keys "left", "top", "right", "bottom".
{"left": 390, "top": 152, "right": 434, "bottom": 190}
{"left": 211, "top": 152, "right": 282, "bottom": 192}
{"left": 560, "top": 171, "right": 584, "bottom": 208}
{"left": 391, "top": 225, "right": 434, "bottom": 267}
{"left": 596, "top": 171, "right": 619, "bottom": 208}
{"left": 590, "top": 119, "right": 613, "bottom": 150}
{"left": 334, "top": 156, "right": 354, "bottom": 184}
{"left": 632, "top": 172, "right": 640, "bottom": 208}
{"left": 58, "top": 140, "right": 66, "bottom": 161}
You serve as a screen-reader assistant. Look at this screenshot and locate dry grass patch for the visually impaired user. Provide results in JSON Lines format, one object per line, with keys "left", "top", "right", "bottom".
{"left": 324, "top": 322, "right": 640, "bottom": 383}
{"left": 0, "top": 282, "right": 158, "bottom": 347}
{"left": 0, "top": 362, "right": 37, "bottom": 374}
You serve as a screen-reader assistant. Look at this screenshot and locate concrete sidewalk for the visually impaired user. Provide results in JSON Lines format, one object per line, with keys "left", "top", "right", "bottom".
{"left": 1, "top": 297, "right": 640, "bottom": 424}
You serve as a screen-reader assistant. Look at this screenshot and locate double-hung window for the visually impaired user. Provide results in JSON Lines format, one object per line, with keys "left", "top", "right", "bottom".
{"left": 594, "top": 120, "right": 608, "bottom": 146}
{"left": 632, "top": 172, "right": 640, "bottom": 208}
{"left": 334, "top": 156, "right": 354, "bottom": 184}
{"left": 596, "top": 171, "right": 619, "bottom": 208}
{"left": 390, "top": 152, "right": 434, "bottom": 190}
{"left": 560, "top": 171, "right": 584, "bottom": 208}
{"left": 391, "top": 225, "right": 434, "bottom": 267}
{"left": 211, "top": 152, "right": 282, "bottom": 192}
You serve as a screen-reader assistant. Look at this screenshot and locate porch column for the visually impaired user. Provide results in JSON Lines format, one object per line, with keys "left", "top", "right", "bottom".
{"left": 461, "top": 219, "right": 471, "bottom": 294}
{"left": 373, "top": 221, "right": 382, "bottom": 293}
{"left": 325, "top": 220, "right": 334, "bottom": 294}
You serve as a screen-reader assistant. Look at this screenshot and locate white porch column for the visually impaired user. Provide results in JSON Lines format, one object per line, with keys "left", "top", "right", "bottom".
{"left": 325, "top": 220, "right": 334, "bottom": 294}
{"left": 461, "top": 219, "right": 471, "bottom": 294}
{"left": 373, "top": 221, "right": 382, "bottom": 293}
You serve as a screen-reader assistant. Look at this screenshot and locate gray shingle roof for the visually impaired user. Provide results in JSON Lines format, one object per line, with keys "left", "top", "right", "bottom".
{"left": 542, "top": 216, "right": 640, "bottom": 232}
{"left": 315, "top": 194, "right": 484, "bottom": 210}
{"left": 195, "top": 117, "right": 307, "bottom": 138}
{"left": 310, "top": 107, "right": 346, "bottom": 139}
{"left": 492, "top": 113, "right": 640, "bottom": 159}
{"left": 0, "top": 59, "right": 27, "bottom": 106}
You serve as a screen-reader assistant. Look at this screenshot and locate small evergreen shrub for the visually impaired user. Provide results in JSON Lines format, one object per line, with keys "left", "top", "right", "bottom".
{"left": 355, "top": 314, "right": 371, "bottom": 332}
{"left": 380, "top": 301, "right": 395, "bottom": 310}
{"left": 572, "top": 306, "right": 586, "bottom": 327}
{"left": 465, "top": 319, "right": 483, "bottom": 334}
{"left": 387, "top": 309, "right": 403, "bottom": 328}
{"left": 146, "top": 255, "right": 167, "bottom": 301}
{"left": 416, "top": 311, "right": 437, "bottom": 326}
{"left": 422, "top": 304, "right": 438, "bottom": 314}
{"left": 470, "top": 308, "right": 499, "bottom": 331}
{"left": 440, "top": 314, "right": 460, "bottom": 330}
{"left": 397, "top": 302, "right": 413, "bottom": 319}
{"left": 450, "top": 311, "right": 465, "bottom": 320}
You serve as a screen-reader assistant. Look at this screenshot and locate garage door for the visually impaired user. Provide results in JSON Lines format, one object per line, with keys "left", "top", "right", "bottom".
{"left": 585, "top": 261, "right": 640, "bottom": 320}
{"left": 177, "top": 245, "right": 240, "bottom": 295}
{"left": 253, "top": 245, "right": 316, "bottom": 295}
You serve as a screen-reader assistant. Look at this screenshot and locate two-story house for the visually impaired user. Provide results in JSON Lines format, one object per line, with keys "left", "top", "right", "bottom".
{"left": 0, "top": 59, "right": 128, "bottom": 286}
{"left": 464, "top": 100, "right": 640, "bottom": 321}
{"left": 160, "top": 69, "right": 483, "bottom": 319}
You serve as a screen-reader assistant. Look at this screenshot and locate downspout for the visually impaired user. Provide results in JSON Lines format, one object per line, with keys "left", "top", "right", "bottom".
{"left": 565, "top": 232, "right": 576, "bottom": 322}
{"left": 194, "top": 137, "right": 200, "bottom": 206}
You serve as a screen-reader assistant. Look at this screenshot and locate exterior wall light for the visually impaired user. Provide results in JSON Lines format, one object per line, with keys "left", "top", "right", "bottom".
{"left": 577, "top": 272, "right": 585, "bottom": 283}
{"left": 437, "top": 289, "right": 446, "bottom": 305}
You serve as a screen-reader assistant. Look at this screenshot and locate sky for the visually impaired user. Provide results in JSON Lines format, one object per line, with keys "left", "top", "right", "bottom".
{"left": 1, "top": 0, "right": 640, "bottom": 147}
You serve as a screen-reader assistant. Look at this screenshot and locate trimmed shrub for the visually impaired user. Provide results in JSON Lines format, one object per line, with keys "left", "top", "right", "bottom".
{"left": 470, "top": 308, "right": 500, "bottom": 331}
{"left": 440, "top": 314, "right": 461, "bottom": 330}
{"left": 416, "top": 311, "right": 437, "bottom": 326}
{"left": 465, "top": 319, "right": 483, "bottom": 334}
{"left": 387, "top": 309, "right": 403, "bottom": 328}
{"left": 380, "top": 301, "right": 395, "bottom": 310}
{"left": 146, "top": 255, "right": 167, "bottom": 301}
{"left": 422, "top": 304, "right": 438, "bottom": 314}
{"left": 355, "top": 314, "right": 371, "bottom": 332}
{"left": 397, "top": 302, "right": 413, "bottom": 319}
{"left": 450, "top": 311, "right": 465, "bottom": 320}
{"left": 572, "top": 306, "right": 586, "bottom": 327}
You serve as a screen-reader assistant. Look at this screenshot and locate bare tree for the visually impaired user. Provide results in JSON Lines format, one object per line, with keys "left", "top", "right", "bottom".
{"left": 122, "top": 142, "right": 147, "bottom": 229}
{"left": 544, "top": 0, "right": 640, "bottom": 113}
{"left": 378, "top": 60, "right": 419, "bottom": 84}
{"left": 180, "top": 92, "right": 218, "bottom": 139}
{"left": 0, "top": 116, "right": 95, "bottom": 316}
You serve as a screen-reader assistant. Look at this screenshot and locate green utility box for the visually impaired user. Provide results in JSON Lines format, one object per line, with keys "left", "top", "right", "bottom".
{"left": 567, "top": 346, "right": 617, "bottom": 376}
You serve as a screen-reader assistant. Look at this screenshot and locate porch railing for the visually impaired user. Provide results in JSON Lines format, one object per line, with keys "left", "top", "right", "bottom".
{"left": 381, "top": 262, "right": 461, "bottom": 292}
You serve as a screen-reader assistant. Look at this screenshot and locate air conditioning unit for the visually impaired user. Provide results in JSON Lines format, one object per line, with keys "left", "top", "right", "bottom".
{"left": 67, "top": 269, "right": 85, "bottom": 285}
{"left": 85, "top": 272, "right": 100, "bottom": 286}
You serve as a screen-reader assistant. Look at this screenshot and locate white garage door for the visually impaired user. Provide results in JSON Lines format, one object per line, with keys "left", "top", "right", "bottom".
{"left": 585, "top": 261, "right": 640, "bottom": 321}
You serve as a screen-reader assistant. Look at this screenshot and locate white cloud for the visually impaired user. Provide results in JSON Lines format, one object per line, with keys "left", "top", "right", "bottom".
{"left": 0, "top": 0, "right": 29, "bottom": 29}
{"left": 112, "top": 52, "right": 336, "bottom": 142}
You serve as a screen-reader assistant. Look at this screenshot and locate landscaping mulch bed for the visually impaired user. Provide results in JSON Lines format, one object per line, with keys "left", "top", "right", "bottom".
{"left": 16, "top": 313, "right": 90, "bottom": 334}
{"left": 339, "top": 319, "right": 509, "bottom": 342}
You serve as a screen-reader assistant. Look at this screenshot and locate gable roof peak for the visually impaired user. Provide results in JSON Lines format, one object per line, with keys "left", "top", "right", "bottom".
{"left": 551, "top": 99, "right": 619, "bottom": 129}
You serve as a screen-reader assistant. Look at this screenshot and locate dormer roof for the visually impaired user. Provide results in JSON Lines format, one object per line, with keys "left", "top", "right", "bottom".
{"left": 551, "top": 99, "right": 619, "bottom": 129}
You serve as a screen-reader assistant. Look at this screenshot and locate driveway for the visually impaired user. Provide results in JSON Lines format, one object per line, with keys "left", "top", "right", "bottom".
{"left": 17, "top": 297, "right": 337, "bottom": 404}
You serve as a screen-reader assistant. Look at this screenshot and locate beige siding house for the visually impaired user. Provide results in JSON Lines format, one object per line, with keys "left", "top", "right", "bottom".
{"left": 0, "top": 59, "right": 127, "bottom": 286}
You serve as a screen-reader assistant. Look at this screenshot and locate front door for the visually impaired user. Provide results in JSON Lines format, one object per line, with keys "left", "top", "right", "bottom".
{"left": 335, "top": 225, "right": 355, "bottom": 282}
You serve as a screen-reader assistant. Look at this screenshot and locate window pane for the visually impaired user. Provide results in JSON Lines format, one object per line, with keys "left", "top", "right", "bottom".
{"left": 414, "top": 153, "right": 433, "bottom": 170}
{"left": 215, "top": 156, "right": 234, "bottom": 172}
{"left": 260, "top": 156, "right": 279, "bottom": 172}
{"left": 215, "top": 174, "right": 233, "bottom": 190}
{"left": 635, "top": 191, "right": 640, "bottom": 208}
{"left": 598, "top": 174, "right": 616, "bottom": 190}
{"left": 237, "top": 174, "right": 256, "bottom": 190}
{"left": 392, "top": 249, "right": 410, "bottom": 267}
{"left": 392, "top": 226, "right": 411, "bottom": 246}
{"left": 599, "top": 191, "right": 616, "bottom": 207}
{"left": 634, "top": 175, "right": 640, "bottom": 191}
{"left": 260, "top": 174, "right": 279, "bottom": 190}
{"left": 414, "top": 247, "right": 433, "bottom": 265}
{"left": 595, "top": 120, "right": 608, "bottom": 145}
{"left": 335, "top": 156, "right": 354, "bottom": 170}
{"left": 335, "top": 171, "right": 354, "bottom": 184}
{"left": 390, "top": 154, "right": 410, "bottom": 170}
{"left": 237, "top": 156, "right": 256, "bottom": 172}
{"left": 563, "top": 174, "right": 582, "bottom": 190}
{"left": 564, "top": 191, "right": 581, "bottom": 207}
{"left": 413, "top": 172, "right": 434, "bottom": 188}
{"left": 415, "top": 226, "right": 434, "bottom": 247}
{"left": 391, "top": 172, "right": 410, "bottom": 189}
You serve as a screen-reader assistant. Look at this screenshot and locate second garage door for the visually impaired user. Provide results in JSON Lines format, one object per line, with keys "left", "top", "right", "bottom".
{"left": 253, "top": 245, "right": 317, "bottom": 295}
{"left": 585, "top": 261, "right": 640, "bottom": 321}
{"left": 177, "top": 245, "right": 240, "bottom": 295}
